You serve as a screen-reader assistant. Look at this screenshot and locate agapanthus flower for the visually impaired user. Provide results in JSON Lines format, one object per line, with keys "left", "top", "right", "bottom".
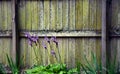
{"left": 44, "top": 36, "right": 50, "bottom": 43}
{"left": 25, "top": 32, "right": 39, "bottom": 46}
{"left": 50, "top": 36, "right": 58, "bottom": 46}
{"left": 25, "top": 32, "right": 31, "bottom": 39}
{"left": 31, "top": 35, "right": 39, "bottom": 45}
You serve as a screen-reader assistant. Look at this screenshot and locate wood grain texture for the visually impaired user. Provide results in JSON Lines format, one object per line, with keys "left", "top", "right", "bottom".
{"left": 7, "top": 1, "right": 12, "bottom": 30}
{"left": 49, "top": 1, "right": 56, "bottom": 30}
{"left": 62, "top": 0, "right": 68, "bottom": 30}
{"left": 69, "top": 0, "right": 75, "bottom": 30}
{"left": 89, "top": 0, "right": 97, "bottom": 30}
{"left": 0, "top": 0, "right": 104, "bottom": 67}
{"left": 19, "top": 1, "right": 26, "bottom": 30}
{"left": 96, "top": 0, "right": 102, "bottom": 30}
{"left": 38, "top": 1, "right": 44, "bottom": 30}
{"left": 44, "top": 1, "right": 50, "bottom": 30}
{"left": 56, "top": 1, "right": 62, "bottom": 30}
{"left": 83, "top": 0, "right": 89, "bottom": 30}
{"left": 0, "top": 2, "right": 2, "bottom": 30}
{"left": 75, "top": 0, "right": 83, "bottom": 30}
{"left": 32, "top": 1, "right": 39, "bottom": 30}
{"left": 26, "top": 1, "right": 32, "bottom": 30}
{"left": 68, "top": 38, "right": 75, "bottom": 68}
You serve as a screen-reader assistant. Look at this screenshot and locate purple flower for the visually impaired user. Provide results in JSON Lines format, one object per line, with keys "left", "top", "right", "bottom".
{"left": 25, "top": 32, "right": 31, "bottom": 39}
{"left": 31, "top": 35, "right": 39, "bottom": 43}
{"left": 51, "top": 50, "right": 55, "bottom": 55}
{"left": 50, "top": 36, "right": 58, "bottom": 46}
{"left": 44, "top": 36, "right": 50, "bottom": 43}
{"left": 25, "top": 32, "right": 39, "bottom": 46}
{"left": 42, "top": 41, "right": 47, "bottom": 49}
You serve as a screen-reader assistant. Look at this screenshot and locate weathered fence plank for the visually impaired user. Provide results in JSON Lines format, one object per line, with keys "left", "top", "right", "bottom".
{"left": 56, "top": 1, "right": 62, "bottom": 30}
{"left": 89, "top": 0, "right": 97, "bottom": 30}
{"left": 19, "top": 1, "right": 26, "bottom": 30}
{"left": 0, "top": 2, "right": 2, "bottom": 30}
{"left": 50, "top": 1, "right": 56, "bottom": 30}
{"left": 62, "top": 0, "right": 68, "bottom": 30}
{"left": 26, "top": 1, "right": 32, "bottom": 30}
{"left": 83, "top": 0, "right": 89, "bottom": 30}
{"left": 38, "top": 1, "right": 44, "bottom": 30}
{"left": 75, "top": 0, "right": 83, "bottom": 30}
{"left": 7, "top": 1, "right": 12, "bottom": 30}
{"left": 69, "top": 0, "right": 75, "bottom": 30}
{"left": 96, "top": 0, "right": 102, "bottom": 30}
{"left": 44, "top": 1, "right": 50, "bottom": 30}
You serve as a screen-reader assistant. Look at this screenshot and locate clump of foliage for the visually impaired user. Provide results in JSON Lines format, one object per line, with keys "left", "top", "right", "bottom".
{"left": 0, "top": 63, "right": 6, "bottom": 74}
{"left": 78, "top": 50, "right": 118, "bottom": 74}
{"left": 79, "top": 51, "right": 102, "bottom": 74}
{"left": 25, "top": 33, "right": 78, "bottom": 74}
{"left": 6, "top": 54, "right": 23, "bottom": 74}
{"left": 25, "top": 63, "right": 77, "bottom": 74}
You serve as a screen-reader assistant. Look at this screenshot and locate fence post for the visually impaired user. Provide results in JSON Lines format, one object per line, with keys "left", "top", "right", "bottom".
{"left": 102, "top": 0, "right": 107, "bottom": 74}
{"left": 12, "top": 0, "right": 17, "bottom": 63}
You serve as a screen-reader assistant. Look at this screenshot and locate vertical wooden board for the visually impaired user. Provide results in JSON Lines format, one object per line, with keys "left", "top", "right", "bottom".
{"left": 83, "top": 38, "right": 91, "bottom": 62}
{"left": 19, "top": 1, "right": 26, "bottom": 30}
{"left": 96, "top": 38, "right": 101, "bottom": 63}
{"left": 2, "top": 38, "right": 6, "bottom": 64}
{"left": 117, "top": 0, "right": 120, "bottom": 29}
{"left": 32, "top": 1, "right": 38, "bottom": 30}
{"left": 56, "top": 38, "right": 62, "bottom": 63}
{"left": 20, "top": 38, "right": 29, "bottom": 66}
{"left": 25, "top": 38, "right": 31, "bottom": 66}
{"left": 56, "top": 1, "right": 62, "bottom": 30}
{"left": 20, "top": 38, "right": 24, "bottom": 66}
{"left": 38, "top": 1, "right": 44, "bottom": 30}
{"left": 0, "top": 39, "right": 3, "bottom": 62}
{"left": 5, "top": 38, "right": 11, "bottom": 65}
{"left": 1, "top": 2, "right": 4, "bottom": 30}
{"left": 44, "top": 38, "right": 50, "bottom": 65}
{"left": 49, "top": 39, "right": 57, "bottom": 64}
{"left": 2, "top": 2, "right": 8, "bottom": 30}
{"left": 37, "top": 38, "right": 43, "bottom": 65}
{"left": 117, "top": 39, "right": 120, "bottom": 65}
{"left": 69, "top": 0, "right": 75, "bottom": 30}
{"left": 7, "top": 1, "right": 12, "bottom": 30}
{"left": 62, "top": 0, "right": 68, "bottom": 30}
{"left": 110, "top": 38, "right": 117, "bottom": 65}
{"left": 0, "top": 2, "right": 2, "bottom": 30}
{"left": 25, "top": 1, "right": 32, "bottom": 30}
{"left": 49, "top": 1, "right": 56, "bottom": 30}
{"left": 90, "top": 38, "right": 96, "bottom": 53}
{"left": 62, "top": 38, "right": 68, "bottom": 66}
{"left": 75, "top": 0, "right": 83, "bottom": 30}
{"left": 83, "top": 0, "right": 89, "bottom": 30}
{"left": 88, "top": 38, "right": 97, "bottom": 62}
{"left": 89, "top": 0, "right": 97, "bottom": 30}
{"left": 96, "top": 0, "right": 102, "bottom": 30}
{"left": 68, "top": 38, "right": 75, "bottom": 68}
{"left": 38, "top": 38, "right": 44, "bottom": 65}
{"left": 61, "top": 38, "right": 65, "bottom": 63}
{"left": 75, "top": 38, "right": 82, "bottom": 64}
{"left": 44, "top": 1, "right": 50, "bottom": 30}
{"left": 111, "top": 0, "right": 118, "bottom": 30}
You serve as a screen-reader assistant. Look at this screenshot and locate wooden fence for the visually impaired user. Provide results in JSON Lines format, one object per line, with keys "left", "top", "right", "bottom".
{"left": 0, "top": 0, "right": 119, "bottom": 68}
